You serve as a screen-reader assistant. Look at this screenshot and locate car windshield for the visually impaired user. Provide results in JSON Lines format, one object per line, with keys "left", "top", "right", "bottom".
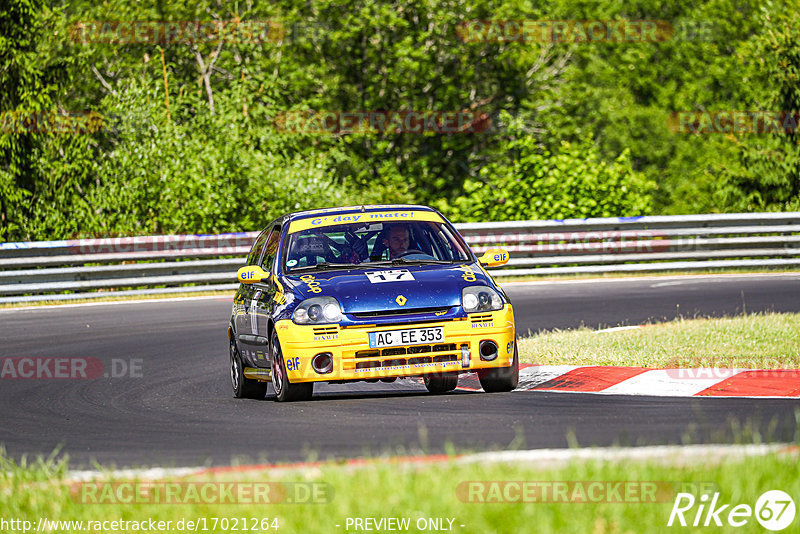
{"left": 283, "top": 219, "right": 472, "bottom": 272}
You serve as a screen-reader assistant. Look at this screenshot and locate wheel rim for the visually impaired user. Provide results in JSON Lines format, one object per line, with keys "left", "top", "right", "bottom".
{"left": 272, "top": 339, "right": 284, "bottom": 395}
{"left": 230, "top": 342, "right": 240, "bottom": 391}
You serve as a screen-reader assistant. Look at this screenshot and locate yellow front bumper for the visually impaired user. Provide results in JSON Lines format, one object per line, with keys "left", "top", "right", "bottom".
{"left": 275, "top": 305, "right": 515, "bottom": 383}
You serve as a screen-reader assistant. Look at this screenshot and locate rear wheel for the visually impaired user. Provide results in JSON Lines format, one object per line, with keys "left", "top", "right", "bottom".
{"left": 423, "top": 372, "right": 459, "bottom": 393}
{"left": 271, "top": 331, "right": 314, "bottom": 402}
{"left": 230, "top": 338, "right": 268, "bottom": 399}
{"left": 478, "top": 345, "right": 519, "bottom": 393}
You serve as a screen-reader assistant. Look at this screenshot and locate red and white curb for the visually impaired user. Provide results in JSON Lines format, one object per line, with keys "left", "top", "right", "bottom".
{"left": 458, "top": 364, "right": 800, "bottom": 397}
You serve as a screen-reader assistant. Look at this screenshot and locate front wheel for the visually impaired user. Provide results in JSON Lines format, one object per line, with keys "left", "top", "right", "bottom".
{"left": 271, "top": 331, "right": 314, "bottom": 402}
{"left": 423, "top": 372, "right": 459, "bottom": 393}
{"left": 230, "top": 339, "right": 268, "bottom": 399}
{"left": 478, "top": 345, "right": 519, "bottom": 393}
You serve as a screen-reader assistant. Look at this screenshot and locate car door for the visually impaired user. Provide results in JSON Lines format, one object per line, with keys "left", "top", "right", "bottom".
{"left": 251, "top": 225, "right": 282, "bottom": 366}
{"left": 236, "top": 228, "right": 271, "bottom": 365}
{"left": 239, "top": 224, "right": 281, "bottom": 367}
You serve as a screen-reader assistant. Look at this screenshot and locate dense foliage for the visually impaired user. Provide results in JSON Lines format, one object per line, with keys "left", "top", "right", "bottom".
{"left": 1, "top": 0, "right": 797, "bottom": 240}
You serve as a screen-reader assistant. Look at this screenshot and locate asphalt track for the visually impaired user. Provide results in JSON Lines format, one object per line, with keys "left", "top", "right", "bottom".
{"left": 1, "top": 273, "right": 799, "bottom": 468}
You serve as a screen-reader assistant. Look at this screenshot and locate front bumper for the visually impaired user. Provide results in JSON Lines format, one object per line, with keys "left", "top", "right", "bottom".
{"left": 276, "top": 305, "right": 516, "bottom": 383}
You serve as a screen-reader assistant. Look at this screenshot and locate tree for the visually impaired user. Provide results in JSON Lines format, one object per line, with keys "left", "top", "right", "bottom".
{"left": 0, "top": 0, "right": 76, "bottom": 239}
{"left": 719, "top": 2, "right": 800, "bottom": 211}
{"left": 438, "top": 113, "right": 655, "bottom": 221}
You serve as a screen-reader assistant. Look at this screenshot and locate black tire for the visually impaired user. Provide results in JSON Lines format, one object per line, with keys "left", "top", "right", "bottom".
{"left": 423, "top": 372, "right": 459, "bottom": 393}
{"left": 271, "top": 331, "right": 314, "bottom": 402}
{"left": 478, "top": 345, "right": 519, "bottom": 393}
{"left": 230, "top": 338, "right": 268, "bottom": 399}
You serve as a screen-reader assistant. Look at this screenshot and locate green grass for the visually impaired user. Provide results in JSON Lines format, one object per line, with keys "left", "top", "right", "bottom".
{"left": 2, "top": 448, "right": 799, "bottom": 533}
{"left": 518, "top": 312, "right": 800, "bottom": 369}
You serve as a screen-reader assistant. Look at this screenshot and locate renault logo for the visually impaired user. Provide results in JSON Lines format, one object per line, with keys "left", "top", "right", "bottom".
{"left": 395, "top": 295, "right": 407, "bottom": 306}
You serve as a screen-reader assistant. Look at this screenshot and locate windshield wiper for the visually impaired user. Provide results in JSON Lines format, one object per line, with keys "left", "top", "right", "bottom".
{"left": 370, "top": 258, "right": 454, "bottom": 266}
{"left": 396, "top": 258, "right": 453, "bottom": 265}
{"left": 290, "top": 262, "right": 362, "bottom": 272}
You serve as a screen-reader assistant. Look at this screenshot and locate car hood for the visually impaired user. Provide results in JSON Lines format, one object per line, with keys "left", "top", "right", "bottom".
{"left": 283, "top": 263, "right": 490, "bottom": 314}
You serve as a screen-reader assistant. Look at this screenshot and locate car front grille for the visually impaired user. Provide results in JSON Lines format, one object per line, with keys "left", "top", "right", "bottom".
{"left": 313, "top": 326, "right": 339, "bottom": 335}
{"left": 354, "top": 353, "right": 459, "bottom": 369}
{"left": 355, "top": 343, "right": 457, "bottom": 358}
{"left": 352, "top": 342, "right": 460, "bottom": 370}
{"left": 351, "top": 306, "right": 452, "bottom": 319}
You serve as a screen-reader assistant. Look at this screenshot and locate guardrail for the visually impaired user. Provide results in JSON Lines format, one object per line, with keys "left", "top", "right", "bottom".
{"left": 1, "top": 212, "right": 799, "bottom": 303}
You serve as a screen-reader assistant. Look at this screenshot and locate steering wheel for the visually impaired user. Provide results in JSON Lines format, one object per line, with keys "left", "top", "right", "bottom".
{"left": 397, "top": 249, "right": 433, "bottom": 258}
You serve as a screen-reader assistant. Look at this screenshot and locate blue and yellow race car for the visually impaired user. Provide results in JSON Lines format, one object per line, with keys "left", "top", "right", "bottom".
{"left": 228, "top": 204, "right": 517, "bottom": 401}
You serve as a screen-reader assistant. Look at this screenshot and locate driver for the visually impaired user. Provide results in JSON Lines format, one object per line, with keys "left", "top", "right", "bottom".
{"left": 383, "top": 224, "right": 411, "bottom": 259}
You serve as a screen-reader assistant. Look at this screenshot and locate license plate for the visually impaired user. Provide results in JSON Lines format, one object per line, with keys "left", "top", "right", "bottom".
{"left": 368, "top": 327, "right": 444, "bottom": 348}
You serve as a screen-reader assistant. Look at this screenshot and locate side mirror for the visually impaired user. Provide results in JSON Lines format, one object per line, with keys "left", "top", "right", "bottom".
{"left": 478, "top": 248, "right": 510, "bottom": 268}
{"left": 237, "top": 265, "right": 268, "bottom": 284}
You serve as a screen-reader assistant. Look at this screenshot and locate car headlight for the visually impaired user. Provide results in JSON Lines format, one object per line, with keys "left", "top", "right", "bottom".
{"left": 293, "top": 296, "right": 343, "bottom": 324}
{"left": 462, "top": 286, "right": 504, "bottom": 313}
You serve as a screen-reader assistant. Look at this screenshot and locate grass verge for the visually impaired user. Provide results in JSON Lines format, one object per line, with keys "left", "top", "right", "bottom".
{"left": 518, "top": 312, "right": 800, "bottom": 368}
{"left": 2, "top": 448, "right": 798, "bottom": 533}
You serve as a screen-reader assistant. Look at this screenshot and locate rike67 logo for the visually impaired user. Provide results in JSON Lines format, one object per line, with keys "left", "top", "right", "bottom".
{"left": 668, "top": 490, "right": 796, "bottom": 531}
